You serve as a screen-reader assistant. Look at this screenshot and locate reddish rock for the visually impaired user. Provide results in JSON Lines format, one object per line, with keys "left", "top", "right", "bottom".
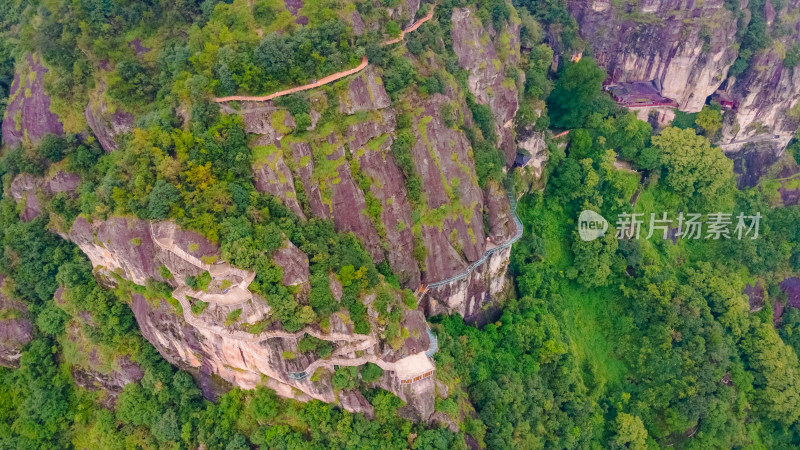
{"left": 0, "top": 276, "right": 33, "bottom": 368}
{"left": 69, "top": 216, "right": 163, "bottom": 285}
{"left": 744, "top": 282, "right": 765, "bottom": 312}
{"left": 1, "top": 54, "right": 64, "bottom": 148}
{"left": 9, "top": 171, "right": 81, "bottom": 221}
{"left": 85, "top": 82, "right": 135, "bottom": 152}
{"left": 339, "top": 390, "right": 375, "bottom": 418}
{"left": 273, "top": 240, "right": 310, "bottom": 286}
{"left": 338, "top": 67, "right": 391, "bottom": 114}
{"left": 781, "top": 278, "right": 800, "bottom": 309}
{"left": 351, "top": 11, "right": 365, "bottom": 35}
{"left": 410, "top": 93, "right": 487, "bottom": 282}
{"left": 329, "top": 150, "right": 384, "bottom": 263}
{"left": 451, "top": 8, "right": 520, "bottom": 165}
{"left": 291, "top": 141, "right": 331, "bottom": 220}
{"left": 127, "top": 38, "right": 151, "bottom": 55}
{"left": 252, "top": 145, "right": 306, "bottom": 219}
{"left": 350, "top": 121, "right": 421, "bottom": 288}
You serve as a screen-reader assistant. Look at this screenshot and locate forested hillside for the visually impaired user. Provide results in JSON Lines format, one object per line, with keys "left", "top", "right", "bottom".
{"left": 2, "top": 0, "right": 800, "bottom": 448}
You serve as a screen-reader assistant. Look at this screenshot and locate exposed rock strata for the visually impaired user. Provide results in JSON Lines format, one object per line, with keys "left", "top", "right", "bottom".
{"left": 1, "top": 54, "right": 64, "bottom": 148}
{"left": 451, "top": 7, "right": 522, "bottom": 164}
{"left": 84, "top": 80, "right": 135, "bottom": 152}
{"left": 68, "top": 216, "right": 437, "bottom": 419}
{"left": 568, "top": 0, "right": 738, "bottom": 112}
{"left": 10, "top": 171, "right": 81, "bottom": 221}
{"left": 0, "top": 276, "right": 33, "bottom": 368}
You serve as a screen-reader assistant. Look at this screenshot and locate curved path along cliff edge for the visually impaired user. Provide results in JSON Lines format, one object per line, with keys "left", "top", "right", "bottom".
{"left": 213, "top": 5, "right": 437, "bottom": 104}
{"left": 424, "top": 191, "right": 523, "bottom": 290}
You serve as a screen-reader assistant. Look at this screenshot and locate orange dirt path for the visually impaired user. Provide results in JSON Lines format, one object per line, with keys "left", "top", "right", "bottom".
{"left": 214, "top": 6, "right": 436, "bottom": 103}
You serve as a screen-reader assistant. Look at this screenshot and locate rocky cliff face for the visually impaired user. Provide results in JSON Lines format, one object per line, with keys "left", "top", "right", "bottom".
{"left": 568, "top": 0, "right": 800, "bottom": 148}
{"left": 63, "top": 321, "right": 144, "bottom": 407}
{"left": 243, "top": 64, "right": 515, "bottom": 303}
{"left": 1, "top": 54, "right": 64, "bottom": 148}
{"left": 84, "top": 80, "right": 135, "bottom": 152}
{"left": 721, "top": 38, "right": 800, "bottom": 147}
{"left": 66, "top": 215, "right": 438, "bottom": 419}
{"left": 569, "top": 0, "right": 738, "bottom": 112}
{"left": 451, "top": 7, "right": 522, "bottom": 164}
{"left": 10, "top": 171, "right": 81, "bottom": 221}
{"left": 1, "top": 2, "right": 525, "bottom": 421}
{"left": 0, "top": 276, "right": 33, "bottom": 368}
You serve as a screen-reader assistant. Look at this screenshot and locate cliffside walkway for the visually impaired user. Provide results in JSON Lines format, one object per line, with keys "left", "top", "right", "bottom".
{"left": 424, "top": 191, "right": 523, "bottom": 290}
{"left": 213, "top": 6, "right": 436, "bottom": 104}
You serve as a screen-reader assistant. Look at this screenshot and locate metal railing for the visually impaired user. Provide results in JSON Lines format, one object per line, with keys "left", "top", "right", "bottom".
{"left": 426, "top": 191, "right": 523, "bottom": 289}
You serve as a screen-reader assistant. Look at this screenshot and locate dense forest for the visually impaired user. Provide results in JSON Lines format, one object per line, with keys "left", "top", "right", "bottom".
{"left": 2, "top": 0, "right": 800, "bottom": 448}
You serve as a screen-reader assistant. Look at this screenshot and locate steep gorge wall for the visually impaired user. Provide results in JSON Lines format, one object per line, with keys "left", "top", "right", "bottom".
{"left": 568, "top": 0, "right": 739, "bottom": 112}
{"left": 65, "top": 215, "right": 437, "bottom": 418}
{"left": 568, "top": 0, "right": 800, "bottom": 147}
{"left": 245, "top": 63, "right": 516, "bottom": 307}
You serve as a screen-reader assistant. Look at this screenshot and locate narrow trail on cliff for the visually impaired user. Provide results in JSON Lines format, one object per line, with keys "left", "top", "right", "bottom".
{"left": 151, "top": 221, "right": 436, "bottom": 383}
{"left": 213, "top": 6, "right": 437, "bottom": 104}
{"left": 423, "top": 191, "right": 523, "bottom": 290}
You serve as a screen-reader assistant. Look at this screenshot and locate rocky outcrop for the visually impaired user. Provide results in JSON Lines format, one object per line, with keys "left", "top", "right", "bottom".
{"left": 348, "top": 114, "right": 422, "bottom": 288}
{"left": 339, "top": 390, "right": 375, "bottom": 419}
{"left": 728, "top": 141, "right": 795, "bottom": 189}
{"left": 1, "top": 54, "right": 64, "bottom": 148}
{"left": 339, "top": 67, "right": 391, "bottom": 114}
{"left": 421, "top": 245, "right": 512, "bottom": 321}
{"left": 9, "top": 171, "right": 81, "bottom": 221}
{"left": 720, "top": 49, "right": 800, "bottom": 149}
{"left": 568, "top": 0, "right": 800, "bottom": 150}
{"left": 84, "top": 80, "right": 135, "bottom": 152}
{"left": 569, "top": 0, "right": 738, "bottom": 113}
{"left": 65, "top": 323, "right": 144, "bottom": 406}
{"left": 451, "top": 7, "right": 522, "bottom": 164}
{"left": 68, "top": 216, "right": 437, "bottom": 419}
{"left": 272, "top": 241, "right": 310, "bottom": 286}
{"left": 252, "top": 140, "right": 306, "bottom": 220}
{"left": 387, "top": 0, "right": 421, "bottom": 27}
{"left": 411, "top": 92, "right": 490, "bottom": 283}
{"left": 237, "top": 54, "right": 516, "bottom": 301}
{"left": 70, "top": 217, "right": 165, "bottom": 285}
{"left": 0, "top": 276, "right": 33, "bottom": 368}
{"left": 485, "top": 181, "right": 515, "bottom": 243}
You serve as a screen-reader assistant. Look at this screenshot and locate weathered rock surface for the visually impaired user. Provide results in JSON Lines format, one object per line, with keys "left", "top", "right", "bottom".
{"left": 66, "top": 323, "right": 144, "bottom": 406}
{"left": 729, "top": 141, "right": 788, "bottom": 189}
{"left": 239, "top": 56, "right": 515, "bottom": 304}
{"left": 411, "top": 92, "right": 488, "bottom": 283}
{"left": 569, "top": 0, "right": 738, "bottom": 112}
{"left": 451, "top": 7, "right": 521, "bottom": 164}
{"left": 339, "top": 390, "right": 375, "bottom": 419}
{"left": 1, "top": 54, "right": 64, "bottom": 148}
{"left": 387, "top": 0, "right": 421, "bottom": 27}
{"left": 68, "top": 216, "right": 437, "bottom": 419}
{"left": 84, "top": 80, "right": 135, "bottom": 152}
{"left": 347, "top": 111, "right": 422, "bottom": 288}
{"left": 272, "top": 241, "right": 310, "bottom": 286}
{"left": 744, "top": 282, "right": 765, "bottom": 312}
{"left": 421, "top": 245, "right": 512, "bottom": 320}
{"left": 0, "top": 276, "right": 33, "bottom": 368}
{"left": 568, "top": 0, "right": 800, "bottom": 151}
{"left": 9, "top": 171, "right": 81, "bottom": 221}
{"left": 339, "top": 67, "right": 391, "bottom": 114}
{"left": 721, "top": 47, "right": 800, "bottom": 148}
{"left": 252, "top": 141, "right": 307, "bottom": 219}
